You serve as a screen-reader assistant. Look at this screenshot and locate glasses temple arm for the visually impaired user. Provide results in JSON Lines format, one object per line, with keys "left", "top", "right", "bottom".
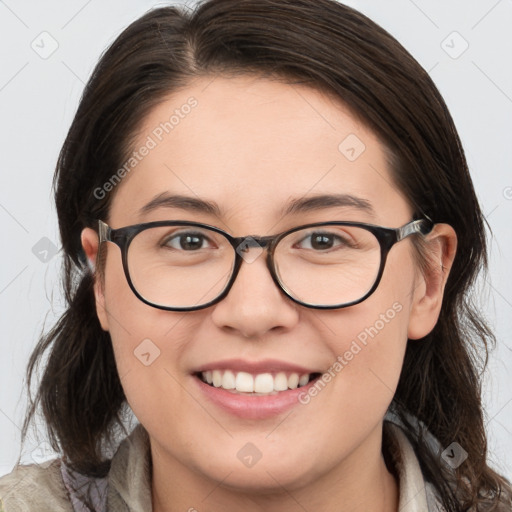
{"left": 98, "top": 220, "right": 110, "bottom": 243}
{"left": 397, "top": 217, "right": 434, "bottom": 241}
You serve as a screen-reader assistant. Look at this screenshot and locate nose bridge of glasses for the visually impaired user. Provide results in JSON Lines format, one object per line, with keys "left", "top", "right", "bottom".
{"left": 232, "top": 234, "right": 274, "bottom": 254}
{"left": 227, "top": 233, "right": 282, "bottom": 302}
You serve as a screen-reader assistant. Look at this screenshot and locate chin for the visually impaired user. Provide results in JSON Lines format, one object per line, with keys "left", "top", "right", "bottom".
{"left": 211, "top": 466, "right": 313, "bottom": 494}
{"left": 194, "top": 449, "right": 321, "bottom": 493}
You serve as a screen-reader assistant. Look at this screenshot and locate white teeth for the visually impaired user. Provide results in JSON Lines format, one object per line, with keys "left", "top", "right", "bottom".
{"left": 235, "top": 372, "right": 254, "bottom": 392}
{"left": 287, "top": 373, "right": 299, "bottom": 389}
{"left": 212, "top": 370, "right": 222, "bottom": 387}
{"left": 254, "top": 373, "right": 274, "bottom": 393}
{"left": 222, "top": 370, "right": 236, "bottom": 390}
{"left": 200, "top": 370, "right": 315, "bottom": 394}
{"left": 274, "top": 372, "right": 288, "bottom": 391}
{"left": 299, "top": 374, "right": 309, "bottom": 387}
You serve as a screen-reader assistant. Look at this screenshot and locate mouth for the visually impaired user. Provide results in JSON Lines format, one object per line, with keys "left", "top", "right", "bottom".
{"left": 195, "top": 370, "right": 322, "bottom": 396}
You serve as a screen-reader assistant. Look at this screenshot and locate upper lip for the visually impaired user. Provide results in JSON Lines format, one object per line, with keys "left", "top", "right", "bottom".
{"left": 193, "top": 358, "right": 321, "bottom": 375}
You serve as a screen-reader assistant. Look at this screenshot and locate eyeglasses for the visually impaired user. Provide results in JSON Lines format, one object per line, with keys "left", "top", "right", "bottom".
{"left": 97, "top": 217, "right": 433, "bottom": 311}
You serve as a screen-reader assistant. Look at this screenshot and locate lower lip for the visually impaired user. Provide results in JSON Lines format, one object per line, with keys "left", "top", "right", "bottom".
{"left": 193, "top": 375, "right": 320, "bottom": 419}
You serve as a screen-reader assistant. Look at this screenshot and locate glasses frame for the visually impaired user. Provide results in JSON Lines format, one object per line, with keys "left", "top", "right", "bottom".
{"left": 97, "top": 217, "right": 434, "bottom": 311}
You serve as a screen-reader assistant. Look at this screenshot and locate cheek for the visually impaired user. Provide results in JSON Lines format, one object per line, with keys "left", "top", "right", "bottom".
{"left": 98, "top": 248, "right": 192, "bottom": 409}
{"left": 324, "top": 300, "right": 408, "bottom": 404}
{"left": 313, "top": 249, "right": 416, "bottom": 416}
{"left": 100, "top": 244, "right": 176, "bottom": 342}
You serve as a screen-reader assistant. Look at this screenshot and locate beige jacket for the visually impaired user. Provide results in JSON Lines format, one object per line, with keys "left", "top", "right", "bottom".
{"left": 0, "top": 421, "right": 460, "bottom": 511}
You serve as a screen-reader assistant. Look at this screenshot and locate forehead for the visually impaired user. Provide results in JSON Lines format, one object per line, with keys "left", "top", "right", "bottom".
{"left": 109, "top": 75, "right": 410, "bottom": 230}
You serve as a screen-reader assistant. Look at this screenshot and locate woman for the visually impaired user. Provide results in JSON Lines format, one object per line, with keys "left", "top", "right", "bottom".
{"left": 0, "top": 0, "right": 510, "bottom": 510}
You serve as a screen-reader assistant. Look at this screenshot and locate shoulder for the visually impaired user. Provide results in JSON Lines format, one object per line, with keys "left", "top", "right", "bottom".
{"left": 384, "top": 421, "right": 443, "bottom": 510}
{"left": 0, "top": 459, "right": 72, "bottom": 512}
{"left": 0, "top": 424, "right": 150, "bottom": 512}
{"left": 384, "top": 418, "right": 512, "bottom": 512}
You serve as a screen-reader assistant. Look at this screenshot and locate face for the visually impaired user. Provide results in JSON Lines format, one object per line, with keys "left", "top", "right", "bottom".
{"left": 82, "top": 75, "right": 452, "bottom": 494}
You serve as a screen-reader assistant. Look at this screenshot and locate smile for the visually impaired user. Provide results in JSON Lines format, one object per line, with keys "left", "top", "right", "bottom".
{"left": 198, "top": 370, "right": 321, "bottom": 395}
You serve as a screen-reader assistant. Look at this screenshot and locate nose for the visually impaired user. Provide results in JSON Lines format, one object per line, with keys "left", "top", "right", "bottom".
{"left": 210, "top": 247, "right": 300, "bottom": 339}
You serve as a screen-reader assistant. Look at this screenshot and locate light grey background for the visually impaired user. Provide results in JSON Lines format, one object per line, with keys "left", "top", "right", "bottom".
{"left": 1, "top": 0, "right": 511, "bottom": 480}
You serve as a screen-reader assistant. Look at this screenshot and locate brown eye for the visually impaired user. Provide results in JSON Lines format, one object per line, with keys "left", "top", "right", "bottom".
{"left": 295, "top": 231, "right": 353, "bottom": 251}
{"left": 163, "top": 232, "right": 209, "bottom": 251}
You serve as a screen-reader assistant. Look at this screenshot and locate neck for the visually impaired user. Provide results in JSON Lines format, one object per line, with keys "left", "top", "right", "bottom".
{"left": 151, "top": 424, "right": 399, "bottom": 512}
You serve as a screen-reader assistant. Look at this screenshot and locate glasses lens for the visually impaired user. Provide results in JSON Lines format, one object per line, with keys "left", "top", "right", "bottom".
{"left": 125, "top": 223, "right": 382, "bottom": 309}
{"left": 127, "top": 225, "right": 235, "bottom": 308}
{"left": 274, "top": 225, "right": 381, "bottom": 307}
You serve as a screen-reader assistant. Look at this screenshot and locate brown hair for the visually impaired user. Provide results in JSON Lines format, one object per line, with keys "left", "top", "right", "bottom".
{"left": 21, "top": 1, "right": 511, "bottom": 509}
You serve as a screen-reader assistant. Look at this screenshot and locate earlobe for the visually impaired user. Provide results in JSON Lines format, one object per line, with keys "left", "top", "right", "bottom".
{"left": 81, "top": 227, "right": 110, "bottom": 332}
{"left": 407, "top": 223, "right": 457, "bottom": 340}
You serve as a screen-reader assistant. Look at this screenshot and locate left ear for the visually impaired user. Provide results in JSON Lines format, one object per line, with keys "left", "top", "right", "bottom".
{"left": 407, "top": 223, "right": 457, "bottom": 340}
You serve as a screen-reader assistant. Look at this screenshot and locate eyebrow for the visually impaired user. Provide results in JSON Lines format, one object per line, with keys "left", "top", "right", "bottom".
{"left": 281, "top": 193, "right": 375, "bottom": 218}
{"left": 139, "top": 192, "right": 376, "bottom": 219}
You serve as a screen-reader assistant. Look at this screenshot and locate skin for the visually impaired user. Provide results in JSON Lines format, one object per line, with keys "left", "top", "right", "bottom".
{"left": 81, "top": 75, "right": 457, "bottom": 512}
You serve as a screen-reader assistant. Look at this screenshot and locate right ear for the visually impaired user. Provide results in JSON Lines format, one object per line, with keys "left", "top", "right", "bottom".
{"left": 81, "top": 228, "right": 110, "bottom": 332}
